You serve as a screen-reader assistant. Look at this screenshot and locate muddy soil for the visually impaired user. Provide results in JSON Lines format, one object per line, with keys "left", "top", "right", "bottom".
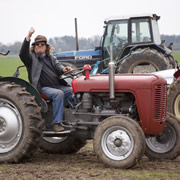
{"left": 0, "top": 141, "right": 179, "bottom": 180}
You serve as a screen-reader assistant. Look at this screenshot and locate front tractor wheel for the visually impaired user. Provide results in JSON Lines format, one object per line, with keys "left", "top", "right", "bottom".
{"left": 93, "top": 116, "right": 145, "bottom": 169}
{"left": 145, "top": 112, "right": 180, "bottom": 160}
{"left": 0, "top": 82, "right": 43, "bottom": 163}
{"left": 117, "top": 48, "right": 169, "bottom": 73}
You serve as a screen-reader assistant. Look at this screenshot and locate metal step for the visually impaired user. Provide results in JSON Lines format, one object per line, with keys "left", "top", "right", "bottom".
{"left": 43, "top": 130, "right": 73, "bottom": 137}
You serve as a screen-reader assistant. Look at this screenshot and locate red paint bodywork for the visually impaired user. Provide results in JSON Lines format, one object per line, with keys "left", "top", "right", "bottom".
{"left": 72, "top": 74, "right": 167, "bottom": 135}
{"left": 174, "top": 69, "right": 180, "bottom": 79}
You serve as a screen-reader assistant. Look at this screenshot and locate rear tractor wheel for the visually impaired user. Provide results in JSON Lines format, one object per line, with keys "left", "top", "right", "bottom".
{"left": 117, "top": 48, "right": 169, "bottom": 73}
{"left": 0, "top": 81, "right": 43, "bottom": 163}
{"left": 40, "top": 135, "right": 87, "bottom": 154}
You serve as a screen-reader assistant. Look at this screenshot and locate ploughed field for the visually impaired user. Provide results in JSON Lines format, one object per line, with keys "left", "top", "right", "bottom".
{"left": 0, "top": 141, "right": 179, "bottom": 180}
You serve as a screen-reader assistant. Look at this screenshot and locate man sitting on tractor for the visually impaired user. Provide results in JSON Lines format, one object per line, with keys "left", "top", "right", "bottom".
{"left": 19, "top": 27, "right": 73, "bottom": 132}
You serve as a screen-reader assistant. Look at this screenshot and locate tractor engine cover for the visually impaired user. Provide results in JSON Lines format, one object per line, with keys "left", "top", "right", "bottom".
{"left": 72, "top": 74, "right": 167, "bottom": 135}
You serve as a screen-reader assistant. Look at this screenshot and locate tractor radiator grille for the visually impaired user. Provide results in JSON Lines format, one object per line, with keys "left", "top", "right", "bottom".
{"left": 154, "top": 84, "right": 167, "bottom": 121}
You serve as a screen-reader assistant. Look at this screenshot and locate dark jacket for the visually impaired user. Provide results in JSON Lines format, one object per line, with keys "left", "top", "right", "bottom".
{"left": 19, "top": 38, "right": 66, "bottom": 90}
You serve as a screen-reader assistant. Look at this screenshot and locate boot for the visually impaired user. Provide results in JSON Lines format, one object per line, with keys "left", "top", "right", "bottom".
{"left": 53, "top": 124, "right": 65, "bottom": 132}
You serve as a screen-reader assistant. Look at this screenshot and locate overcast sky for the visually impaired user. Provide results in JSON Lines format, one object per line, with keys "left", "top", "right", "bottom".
{"left": 0, "top": 0, "right": 180, "bottom": 44}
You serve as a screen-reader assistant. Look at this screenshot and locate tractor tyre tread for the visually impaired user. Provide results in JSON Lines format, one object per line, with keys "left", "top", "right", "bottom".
{"left": 117, "top": 48, "right": 169, "bottom": 73}
{"left": 0, "top": 82, "right": 43, "bottom": 163}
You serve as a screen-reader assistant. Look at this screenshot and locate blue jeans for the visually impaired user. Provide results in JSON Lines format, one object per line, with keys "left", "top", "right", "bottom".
{"left": 41, "top": 86, "right": 73, "bottom": 124}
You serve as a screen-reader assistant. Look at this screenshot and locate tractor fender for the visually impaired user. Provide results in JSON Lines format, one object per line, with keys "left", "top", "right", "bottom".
{"left": 0, "top": 77, "right": 42, "bottom": 106}
{"left": 147, "top": 44, "right": 172, "bottom": 56}
{"left": 120, "top": 43, "right": 171, "bottom": 59}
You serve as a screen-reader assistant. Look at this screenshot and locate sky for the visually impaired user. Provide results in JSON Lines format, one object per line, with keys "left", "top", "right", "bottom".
{"left": 0, "top": 0, "right": 180, "bottom": 44}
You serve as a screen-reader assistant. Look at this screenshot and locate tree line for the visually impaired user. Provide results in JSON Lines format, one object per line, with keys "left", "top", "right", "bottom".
{"left": 0, "top": 35, "right": 179, "bottom": 55}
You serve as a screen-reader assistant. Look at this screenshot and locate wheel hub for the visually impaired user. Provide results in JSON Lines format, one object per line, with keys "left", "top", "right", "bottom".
{"left": 0, "top": 117, "right": 6, "bottom": 133}
{"left": 0, "top": 98, "right": 22, "bottom": 153}
{"left": 156, "top": 133, "right": 169, "bottom": 144}
{"left": 174, "top": 94, "right": 180, "bottom": 118}
{"left": 145, "top": 123, "right": 176, "bottom": 153}
{"left": 102, "top": 128, "right": 134, "bottom": 160}
{"left": 114, "top": 138, "right": 122, "bottom": 147}
{"left": 133, "top": 64, "right": 156, "bottom": 73}
{"left": 106, "top": 130, "right": 131, "bottom": 156}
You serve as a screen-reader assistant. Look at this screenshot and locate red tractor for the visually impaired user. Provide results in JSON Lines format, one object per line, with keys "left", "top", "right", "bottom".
{"left": 0, "top": 53, "right": 180, "bottom": 168}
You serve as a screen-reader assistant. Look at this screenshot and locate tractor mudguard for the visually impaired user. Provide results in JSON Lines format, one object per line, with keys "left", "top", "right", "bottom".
{"left": 0, "top": 77, "right": 41, "bottom": 105}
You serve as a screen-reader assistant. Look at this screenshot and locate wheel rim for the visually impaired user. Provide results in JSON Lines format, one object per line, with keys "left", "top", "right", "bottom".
{"left": 128, "top": 61, "right": 159, "bottom": 73}
{"left": 43, "top": 137, "right": 68, "bottom": 144}
{"left": 0, "top": 98, "right": 23, "bottom": 153}
{"left": 174, "top": 94, "right": 180, "bottom": 118}
{"left": 101, "top": 126, "right": 134, "bottom": 160}
{"left": 145, "top": 123, "right": 176, "bottom": 153}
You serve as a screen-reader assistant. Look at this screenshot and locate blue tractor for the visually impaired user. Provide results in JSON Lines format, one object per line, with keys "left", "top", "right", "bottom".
{"left": 54, "top": 14, "right": 176, "bottom": 74}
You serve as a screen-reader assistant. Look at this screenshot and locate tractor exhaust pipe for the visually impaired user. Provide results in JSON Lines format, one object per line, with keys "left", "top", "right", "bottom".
{"left": 108, "top": 44, "right": 115, "bottom": 99}
{"left": 75, "top": 18, "right": 79, "bottom": 51}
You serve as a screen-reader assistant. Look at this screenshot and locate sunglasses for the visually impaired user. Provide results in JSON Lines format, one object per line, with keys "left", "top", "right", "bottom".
{"left": 35, "top": 43, "right": 46, "bottom": 46}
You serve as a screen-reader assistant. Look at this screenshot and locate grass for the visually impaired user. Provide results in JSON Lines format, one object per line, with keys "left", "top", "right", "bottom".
{"left": 0, "top": 51, "right": 180, "bottom": 80}
{"left": 172, "top": 51, "right": 180, "bottom": 63}
{"left": 0, "top": 55, "right": 28, "bottom": 81}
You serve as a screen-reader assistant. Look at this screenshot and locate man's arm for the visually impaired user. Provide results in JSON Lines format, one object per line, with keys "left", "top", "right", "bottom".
{"left": 52, "top": 57, "right": 65, "bottom": 75}
{"left": 52, "top": 56, "right": 73, "bottom": 75}
{"left": 19, "top": 28, "right": 35, "bottom": 67}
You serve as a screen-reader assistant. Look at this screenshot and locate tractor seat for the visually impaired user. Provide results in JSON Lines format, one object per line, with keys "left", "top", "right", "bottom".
{"left": 40, "top": 93, "right": 50, "bottom": 113}
{"left": 40, "top": 93, "right": 51, "bottom": 102}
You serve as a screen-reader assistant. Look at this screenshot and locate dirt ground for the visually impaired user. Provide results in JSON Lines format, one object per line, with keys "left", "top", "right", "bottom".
{"left": 0, "top": 141, "right": 180, "bottom": 180}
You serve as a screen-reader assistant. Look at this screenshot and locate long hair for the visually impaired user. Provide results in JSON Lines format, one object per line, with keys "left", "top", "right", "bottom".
{"left": 30, "top": 44, "right": 53, "bottom": 55}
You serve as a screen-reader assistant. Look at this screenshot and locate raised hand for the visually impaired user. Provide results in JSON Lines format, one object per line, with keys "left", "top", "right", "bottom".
{"left": 26, "top": 27, "right": 35, "bottom": 41}
{"left": 28, "top": 27, "right": 35, "bottom": 37}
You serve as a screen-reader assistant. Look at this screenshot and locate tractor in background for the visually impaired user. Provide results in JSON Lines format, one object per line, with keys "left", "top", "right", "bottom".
{"left": 154, "top": 67, "right": 180, "bottom": 119}
{"left": 54, "top": 14, "right": 176, "bottom": 74}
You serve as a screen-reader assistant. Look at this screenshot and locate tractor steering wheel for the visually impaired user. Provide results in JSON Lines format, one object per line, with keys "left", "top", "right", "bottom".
{"left": 60, "top": 69, "right": 84, "bottom": 80}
